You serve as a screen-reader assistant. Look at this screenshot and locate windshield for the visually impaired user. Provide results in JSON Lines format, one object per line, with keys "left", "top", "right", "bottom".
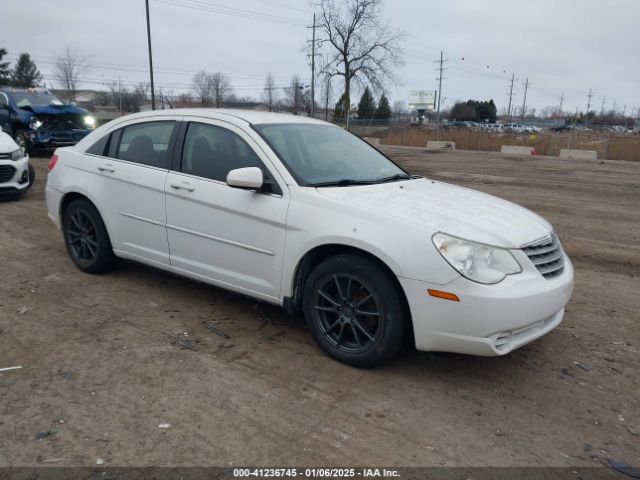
{"left": 253, "top": 123, "right": 409, "bottom": 186}
{"left": 11, "top": 91, "right": 63, "bottom": 108}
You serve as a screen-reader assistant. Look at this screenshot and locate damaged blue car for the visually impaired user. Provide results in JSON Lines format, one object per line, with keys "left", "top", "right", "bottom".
{"left": 0, "top": 87, "right": 95, "bottom": 155}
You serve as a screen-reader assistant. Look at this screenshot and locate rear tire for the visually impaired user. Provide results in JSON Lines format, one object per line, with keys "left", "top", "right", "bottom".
{"left": 62, "top": 198, "right": 116, "bottom": 273}
{"left": 302, "top": 254, "right": 407, "bottom": 368}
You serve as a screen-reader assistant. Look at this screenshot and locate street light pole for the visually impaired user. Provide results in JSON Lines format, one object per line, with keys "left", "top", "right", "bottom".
{"left": 145, "top": 0, "right": 156, "bottom": 110}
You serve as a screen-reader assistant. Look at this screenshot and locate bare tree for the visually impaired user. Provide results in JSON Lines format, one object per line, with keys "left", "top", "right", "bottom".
{"left": 192, "top": 70, "right": 212, "bottom": 105}
{"left": 392, "top": 99, "right": 405, "bottom": 116}
{"left": 54, "top": 47, "right": 87, "bottom": 102}
{"left": 285, "top": 74, "right": 306, "bottom": 115}
{"left": 262, "top": 73, "right": 278, "bottom": 112}
{"left": 316, "top": 0, "right": 404, "bottom": 121}
{"left": 321, "top": 73, "right": 333, "bottom": 121}
{"left": 209, "top": 72, "right": 232, "bottom": 108}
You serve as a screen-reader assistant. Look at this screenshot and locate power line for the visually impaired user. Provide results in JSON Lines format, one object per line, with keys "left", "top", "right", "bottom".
{"left": 152, "top": 0, "right": 307, "bottom": 26}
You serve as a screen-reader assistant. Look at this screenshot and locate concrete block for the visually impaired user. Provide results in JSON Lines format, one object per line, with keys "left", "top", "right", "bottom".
{"left": 560, "top": 149, "right": 597, "bottom": 160}
{"left": 364, "top": 137, "right": 380, "bottom": 145}
{"left": 501, "top": 145, "right": 536, "bottom": 155}
{"left": 427, "top": 141, "right": 456, "bottom": 150}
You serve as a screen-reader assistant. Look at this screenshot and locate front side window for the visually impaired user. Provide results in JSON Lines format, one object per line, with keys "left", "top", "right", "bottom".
{"left": 181, "top": 122, "right": 263, "bottom": 182}
{"left": 253, "top": 124, "right": 409, "bottom": 186}
{"left": 116, "top": 121, "right": 175, "bottom": 168}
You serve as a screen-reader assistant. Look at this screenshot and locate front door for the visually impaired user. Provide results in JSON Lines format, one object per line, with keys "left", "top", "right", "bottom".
{"left": 165, "top": 118, "right": 288, "bottom": 302}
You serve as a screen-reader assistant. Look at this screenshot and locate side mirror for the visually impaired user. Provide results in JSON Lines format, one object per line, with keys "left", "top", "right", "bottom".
{"left": 226, "top": 167, "right": 264, "bottom": 190}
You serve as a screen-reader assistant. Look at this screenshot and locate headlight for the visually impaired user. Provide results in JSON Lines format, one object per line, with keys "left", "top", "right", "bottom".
{"left": 432, "top": 233, "right": 522, "bottom": 284}
{"left": 29, "top": 117, "right": 43, "bottom": 129}
{"left": 84, "top": 115, "right": 96, "bottom": 128}
{"left": 10, "top": 149, "right": 24, "bottom": 161}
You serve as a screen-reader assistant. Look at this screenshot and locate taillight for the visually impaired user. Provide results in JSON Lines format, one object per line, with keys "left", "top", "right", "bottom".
{"left": 48, "top": 154, "right": 59, "bottom": 172}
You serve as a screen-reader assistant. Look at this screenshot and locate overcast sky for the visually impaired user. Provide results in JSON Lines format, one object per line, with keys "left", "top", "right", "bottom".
{"left": 3, "top": 0, "right": 639, "bottom": 116}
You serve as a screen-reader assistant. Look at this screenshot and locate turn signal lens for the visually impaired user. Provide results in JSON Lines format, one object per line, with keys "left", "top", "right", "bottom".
{"left": 428, "top": 289, "right": 460, "bottom": 302}
{"left": 48, "top": 154, "right": 59, "bottom": 171}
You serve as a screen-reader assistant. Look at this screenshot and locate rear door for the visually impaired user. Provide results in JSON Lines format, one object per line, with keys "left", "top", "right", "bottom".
{"left": 164, "top": 117, "right": 289, "bottom": 302}
{"left": 85, "top": 118, "right": 179, "bottom": 266}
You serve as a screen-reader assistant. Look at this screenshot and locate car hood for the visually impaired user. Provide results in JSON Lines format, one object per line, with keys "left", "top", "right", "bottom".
{"left": 0, "top": 131, "right": 19, "bottom": 152}
{"left": 21, "top": 104, "right": 87, "bottom": 116}
{"left": 315, "top": 178, "right": 552, "bottom": 248}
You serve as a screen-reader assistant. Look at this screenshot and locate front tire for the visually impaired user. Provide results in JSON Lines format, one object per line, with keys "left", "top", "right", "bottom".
{"left": 303, "top": 254, "right": 407, "bottom": 367}
{"left": 15, "top": 131, "right": 31, "bottom": 156}
{"left": 27, "top": 164, "right": 35, "bottom": 190}
{"left": 62, "top": 198, "right": 116, "bottom": 273}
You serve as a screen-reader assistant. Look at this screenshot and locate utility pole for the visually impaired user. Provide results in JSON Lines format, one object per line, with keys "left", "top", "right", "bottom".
{"left": 307, "top": 14, "right": 318, "bottom": 117}
{"left": 520, "top": 78, "right": 529, "bottom": 122}
{"left": 118, "top": 75, "right": 122, "bottom": 115}
{"left": 145, "top": 0, "right": 156, "bottom": 110}
{"left": 600, "top": 97, "right": 606, "bottom": 116}
{"left": 507, "top": 74, "right": 516, "bottom": 123}
{"left": 435, "top": 51, "right": 447, "bottom": 140}
{"left": 612, "top": 100, "right": 617, "bottom": 116}
{"left": 558, "top": 92, "right": 565, "bottom": 116}
{"left": 585, "top": 88, "right": 593, "bottom": 126}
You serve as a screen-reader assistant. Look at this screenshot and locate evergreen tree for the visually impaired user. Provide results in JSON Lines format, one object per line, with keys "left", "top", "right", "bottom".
{"left": 333, "top": 93, "right": 346, "bottom": 122}
{"left": 357, "top": 87, "right": 376, "bottom": 119}
{"left": 11, "top": 53, "right": 41, "bottom": 87}
{"left": 375, "top": 94, "right": 391, "bottom": 120}
{"left": 0, "top": 48, "right": 12, "bottom": 86}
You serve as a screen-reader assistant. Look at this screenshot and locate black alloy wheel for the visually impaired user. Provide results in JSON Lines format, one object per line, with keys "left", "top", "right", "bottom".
{"left": 313, "top": 273, "right": 382, "bottom": 354}
{"left": 62, "top": 198, "right": 116, "bottom": 273}
{"left": 303, "top": 254, "right": 407, "bottom": 368}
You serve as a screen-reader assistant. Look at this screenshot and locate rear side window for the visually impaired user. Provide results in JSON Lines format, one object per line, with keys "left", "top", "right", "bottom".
{"left": 115, "top": 121, "right": 175, "bottom": 168}
{"left": 86, "top": 134, "right": 109, "bottom": 156}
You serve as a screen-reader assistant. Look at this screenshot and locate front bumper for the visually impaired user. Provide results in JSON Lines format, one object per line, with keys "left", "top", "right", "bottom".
{"left": 400, "top": 253, "right": 574, "bottom": 356}
{"left": 0, "top": 156, "right": 30, "bottom": 195}
{"left": 29, "top": 128, "right": 92, "bottom": 148}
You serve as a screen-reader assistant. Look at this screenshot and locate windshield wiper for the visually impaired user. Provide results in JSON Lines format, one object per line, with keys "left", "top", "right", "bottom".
{"left": 312, "top": 178, "right": 377, "bottom": 187}
{"left": 374, "top": 173, "right": 416, "bottom": 183}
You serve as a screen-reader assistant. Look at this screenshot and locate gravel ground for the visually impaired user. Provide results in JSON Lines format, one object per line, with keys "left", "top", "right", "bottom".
{"left": 0, "top": 147, "right": 638, "bottom": 469}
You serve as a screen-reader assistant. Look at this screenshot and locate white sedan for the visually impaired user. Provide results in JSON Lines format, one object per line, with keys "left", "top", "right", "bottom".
{"left": 0, "top": 131, "right": 34, "bottom": 197}
{"left": 45, "top": 110, "right": 574, "bottom": 367}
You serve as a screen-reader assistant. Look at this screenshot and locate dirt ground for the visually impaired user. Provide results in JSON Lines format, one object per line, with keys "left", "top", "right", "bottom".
{"left": 1, "top": 147, "right": 639, "bottom": 469}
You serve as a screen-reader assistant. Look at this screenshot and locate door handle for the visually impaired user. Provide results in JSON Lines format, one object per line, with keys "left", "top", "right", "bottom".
{"left": 98, "top": 164, "right": 116, "bottom": 173}
{"left": 170, "top": 183, "right": 195, "bottom": 192}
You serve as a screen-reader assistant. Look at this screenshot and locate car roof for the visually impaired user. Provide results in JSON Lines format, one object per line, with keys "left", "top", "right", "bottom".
{"left": 116, "top": 108, "right": 330, "bottom": 127}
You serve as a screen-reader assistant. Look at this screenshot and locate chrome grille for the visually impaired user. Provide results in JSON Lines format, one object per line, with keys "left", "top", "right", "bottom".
{"left": 522, "top": 234, "right": 565, "bottom": 279}
{"left": 0, "top": 165, "right": 16, "bottom": 183}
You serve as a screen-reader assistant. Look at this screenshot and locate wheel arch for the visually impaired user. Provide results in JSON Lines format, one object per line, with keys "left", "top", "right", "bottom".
{"left": 59, "top": 191, "right": 114, "bottom": 243}
{"left": 285, "top": 243, "right": 414, "bottom": 341}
